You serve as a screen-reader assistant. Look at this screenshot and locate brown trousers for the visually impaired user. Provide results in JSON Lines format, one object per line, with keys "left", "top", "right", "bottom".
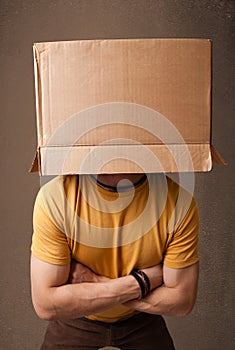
{"left": 41, "top": 312, "right": 175, "bottom": 350}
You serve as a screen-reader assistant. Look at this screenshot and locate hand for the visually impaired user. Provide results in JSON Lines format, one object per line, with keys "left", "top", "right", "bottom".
{"left": 69, "top": 260, "right": 110, "bottom": 284}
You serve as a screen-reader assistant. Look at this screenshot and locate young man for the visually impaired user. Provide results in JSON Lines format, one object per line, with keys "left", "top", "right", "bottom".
{"left": 31, "top": 173, "right": 199, "bottom": 349}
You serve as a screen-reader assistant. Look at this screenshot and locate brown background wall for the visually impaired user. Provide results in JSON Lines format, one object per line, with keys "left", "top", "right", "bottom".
{"left": 0, "top": 1, "right": 234, "bottom": 349}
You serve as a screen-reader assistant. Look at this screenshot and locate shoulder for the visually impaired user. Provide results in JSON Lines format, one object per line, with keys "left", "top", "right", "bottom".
{"left": 35, "top": 175, "right": 79, "bottom": 229}
{"left": 166, "top": 175, "right": 197, "bottom": 208}
{"left": 39, "top": 175, "right": 78, "bottom": 202}
{"left": 148, "top": 174, "right": 196, "bottom": 205}
{"left": 164, "top": 175, "right": 198, "bottom": 234}
{"left": 40, "top": 175, "right": 66, "bottom": 196}
{"left": 32, "top": 177, "right": 73, "bottom": 265}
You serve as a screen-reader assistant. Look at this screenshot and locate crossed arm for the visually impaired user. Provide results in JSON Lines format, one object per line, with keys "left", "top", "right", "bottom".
{"left": 30, "top": 254, "right": 199, "bottom": 321}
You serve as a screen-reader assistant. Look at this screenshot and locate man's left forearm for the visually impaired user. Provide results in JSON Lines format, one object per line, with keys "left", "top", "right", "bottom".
{"left": 123, "top": 284, "right": 196, "bottom": 317}
{"left": 124, "top": 262, "right": 199, "bottom": 317}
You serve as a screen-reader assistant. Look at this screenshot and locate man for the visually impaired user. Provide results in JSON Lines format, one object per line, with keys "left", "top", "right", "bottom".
{"left": 31, "top": 172, "right": 199, "bottom": 349}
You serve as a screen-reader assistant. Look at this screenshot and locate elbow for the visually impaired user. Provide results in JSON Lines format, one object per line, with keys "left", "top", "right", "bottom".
{"left": 177, "top": 306, "right": 193, "bottom": 317}
{"left": 32, "top": 301, "right": 58, "bottom": 321}
{"left": 175, "top": 285, "right": 198, "bottom": 317}
{"left": 176, "top": 299, "right": 196, "bottom": 317}
{"left": 31, "top": 288, "right": 60, "bottom": 321}
{"left": 34, "top": 306, "right": 54, "bottom": 321}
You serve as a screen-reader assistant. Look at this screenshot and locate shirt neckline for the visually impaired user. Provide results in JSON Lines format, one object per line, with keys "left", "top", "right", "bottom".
{"left": 87, "top": 174, "right": 148, "bottom": 197}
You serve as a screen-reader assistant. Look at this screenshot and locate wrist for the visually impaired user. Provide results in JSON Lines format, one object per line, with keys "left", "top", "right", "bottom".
{"left": 130, "top": 269, "right": 151, "bottom": 299}
{"left": 129, "top": 275, "right": 142, "bottom": 299}
{"left": 142, "top": 266, "right": 163, "bottom": 290}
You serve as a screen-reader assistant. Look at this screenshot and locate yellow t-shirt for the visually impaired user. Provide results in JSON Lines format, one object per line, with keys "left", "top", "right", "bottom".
{"left": 31, "top": 174, "right": 199, "bottom": 322}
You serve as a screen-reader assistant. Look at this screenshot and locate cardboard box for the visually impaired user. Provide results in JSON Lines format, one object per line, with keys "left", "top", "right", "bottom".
{"left": 30, "top": 38, "right": 226, "bottom": 175}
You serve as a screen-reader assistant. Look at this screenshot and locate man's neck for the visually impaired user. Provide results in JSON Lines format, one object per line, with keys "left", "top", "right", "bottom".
{"left": 96, "top": 174, "right": 146, "bottom": 188}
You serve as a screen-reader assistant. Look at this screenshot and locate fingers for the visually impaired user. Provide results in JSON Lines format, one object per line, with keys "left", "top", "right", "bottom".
{"left": 69, "top": 261, "right": 99, "bottom": 284}
{"left": 69, "top": 261, "right": 85, "bottom": 284}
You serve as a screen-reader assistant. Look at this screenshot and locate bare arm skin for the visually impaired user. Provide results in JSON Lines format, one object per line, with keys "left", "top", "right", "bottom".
{"left": 69, "top": 260, "right": 199, "bottom": 317}
{"left": 124, "top": 262, "right": 199, "bottom": 317}
{"left": 30, "top": 254, "right": 163, "bottom": 321}
{"left": 69, "top": 259, "right": 163, "bottom": 287}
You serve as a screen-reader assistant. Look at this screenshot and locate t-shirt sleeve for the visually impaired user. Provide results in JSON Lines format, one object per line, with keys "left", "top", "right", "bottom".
{"left": 31, "top": 187, "right": 71, "bottom": 265}
{"left": 163, "top": 196, "right": 199, "bottom": 269}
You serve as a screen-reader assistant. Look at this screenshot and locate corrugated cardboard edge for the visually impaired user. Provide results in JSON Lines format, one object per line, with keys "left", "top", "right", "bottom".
{"left": 33, "top": 45, "right": 43, "bottom": 147}
{"left": 29, "top": 145, "right": 227, "bottom": 175}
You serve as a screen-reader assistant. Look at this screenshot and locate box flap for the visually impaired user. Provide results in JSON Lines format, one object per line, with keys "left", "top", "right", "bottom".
{"left": 29, "top": 150, "right": 40, "bottom": 173}
{"left": 210, "top": 145, "right": 227, "bottom": 165}
{"left": 38, "top": 143, "right": 212, "bottom": 175}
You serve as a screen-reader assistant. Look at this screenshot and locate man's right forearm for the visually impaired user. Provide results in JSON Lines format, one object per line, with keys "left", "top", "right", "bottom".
{"left": 31, "top": 255, "right": 163, "bottom": 321}
{"left": 35, "top": 275, "right": 140, "bottom": 321}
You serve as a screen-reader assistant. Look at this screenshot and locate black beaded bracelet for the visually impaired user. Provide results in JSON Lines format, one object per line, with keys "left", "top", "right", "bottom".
{"left": 131, "top": 269, "right": 150, "bottom": 298}
{"left": 137, "top": 270, "right": 151, "bottom": 294}
{"left": 131, "top": 270, "right": 146, "bottom": 298}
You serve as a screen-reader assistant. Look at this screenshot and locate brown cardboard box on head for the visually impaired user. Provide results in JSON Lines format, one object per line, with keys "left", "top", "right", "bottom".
{"left": 30, "top": 38, "right": 226, "bottom": 175}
